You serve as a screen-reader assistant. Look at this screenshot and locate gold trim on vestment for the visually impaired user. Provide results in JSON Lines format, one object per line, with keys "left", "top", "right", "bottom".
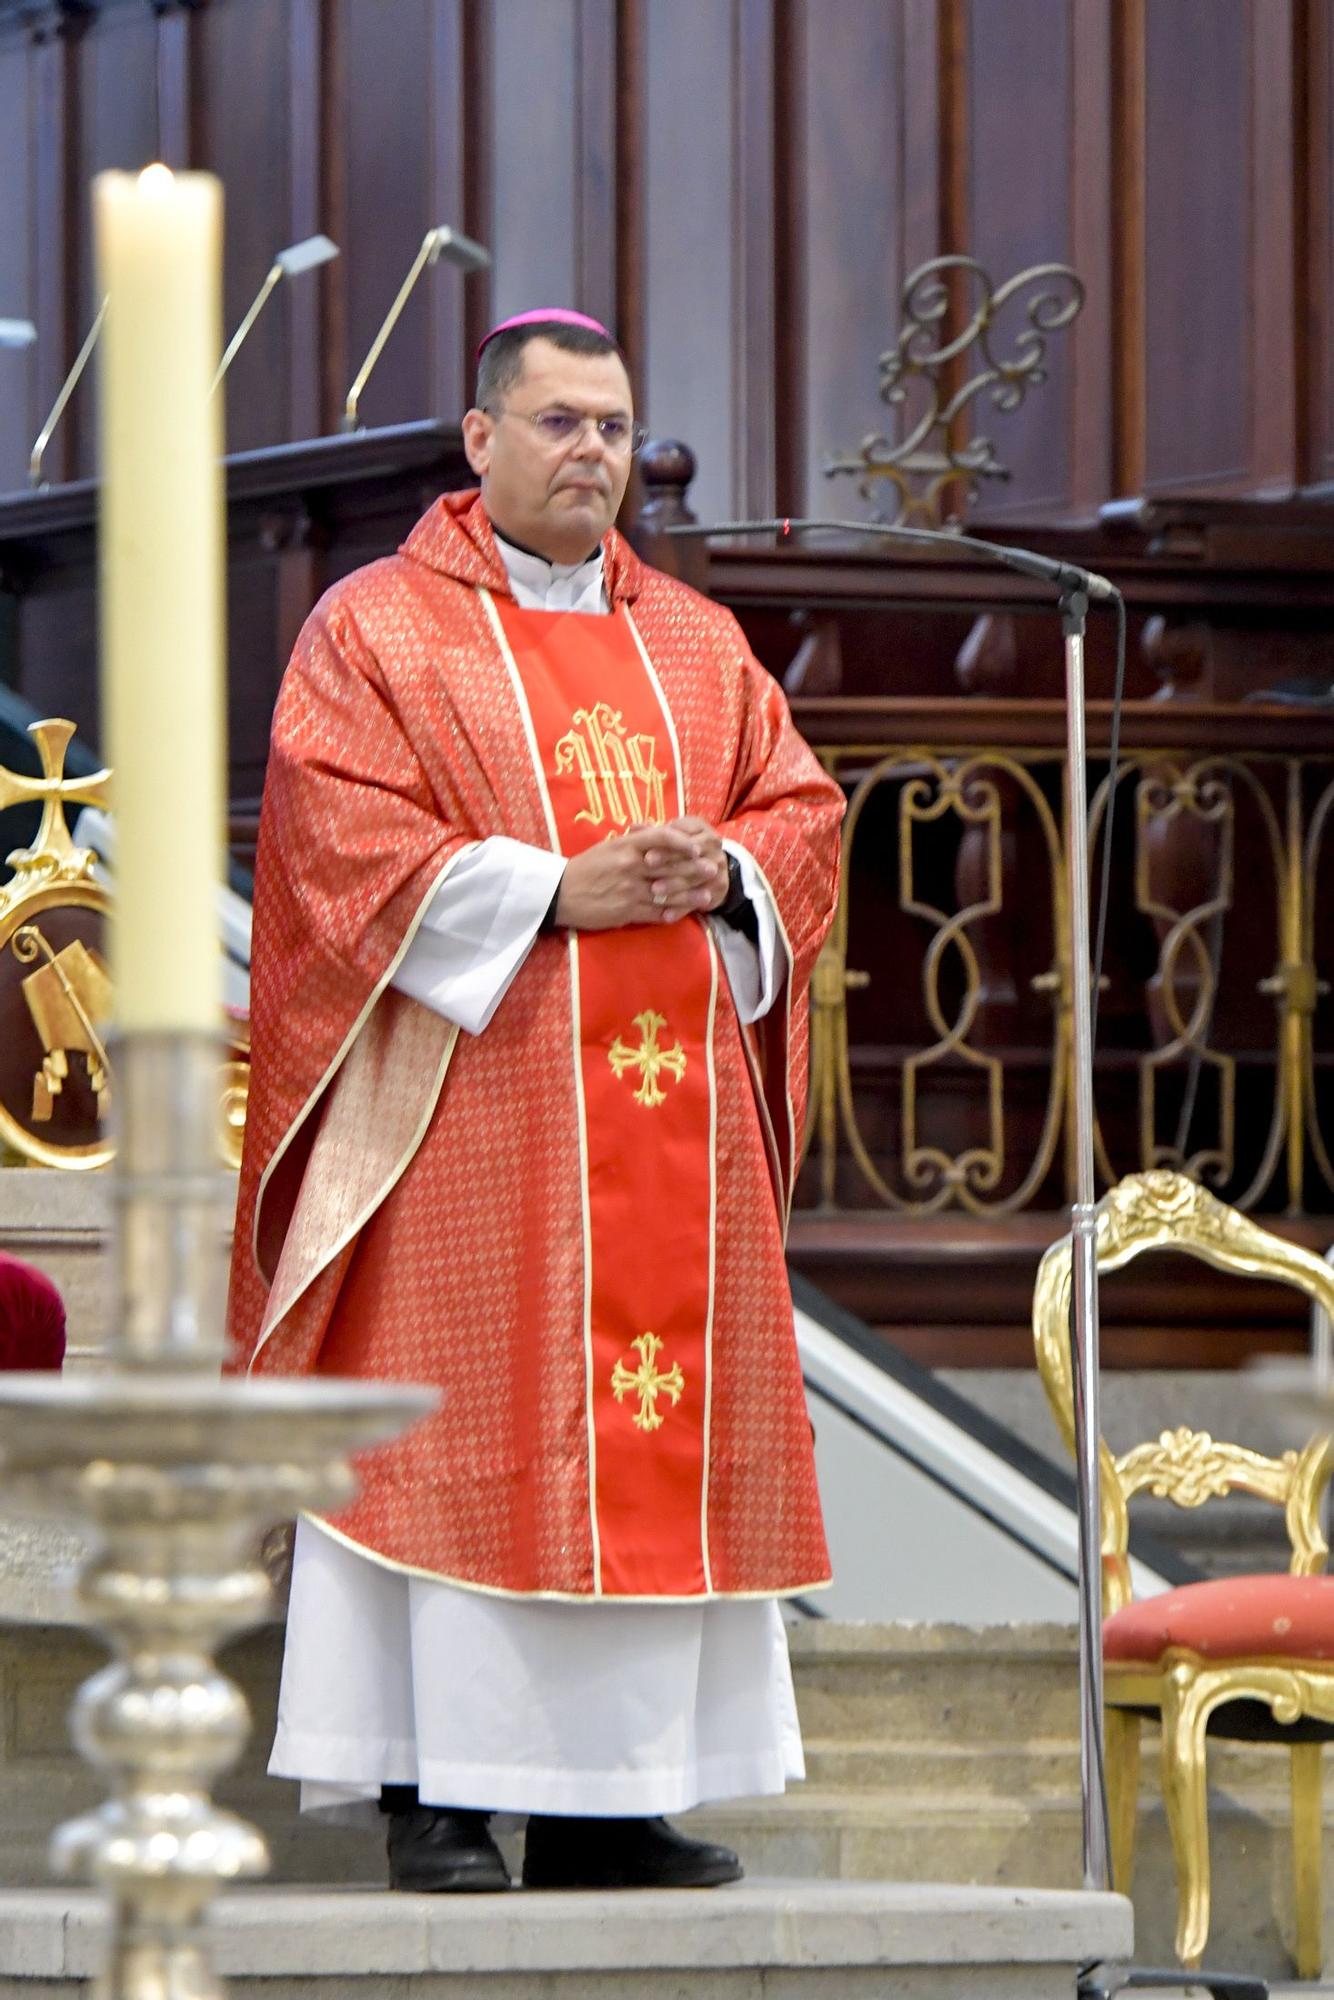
{"left": 478, "top": 587, "right": 562, "bottom": 852}
{"left": 700, "top": 929, "right": 719, "bottom": 1593}
{"left": 732, "top": 845, "right": 798, "bottom": 1235}
{"left": 479, "top": 584, "right": 603, "bottom": 1594}
{"left": 622, "top": 606, "right": 687, "bottom": 825}
{"left": 623, "top": 599, "right": 721, "bottom": 1586}
{"left": 751, "top": 851, "right": 799, "bottom": 1231}
{"left": 248, "top": 845, "right": 474, "bottom": 1366}
{"left": 252, "top": 999, "right": 458, "bottom": 1366}
{"left": 298, "top": 1508, "right": 833, "bottom": 1604}
{"left": 568, "top": 926, "right": 601, "bottom": 1592}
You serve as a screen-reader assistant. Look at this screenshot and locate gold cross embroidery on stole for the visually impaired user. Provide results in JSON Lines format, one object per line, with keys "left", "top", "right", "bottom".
{"left": 611, "top": 1333, "right": 686, "bottom": 1433}
{"left": 607, "top": 1011, "right": 687, "bottom": 1108}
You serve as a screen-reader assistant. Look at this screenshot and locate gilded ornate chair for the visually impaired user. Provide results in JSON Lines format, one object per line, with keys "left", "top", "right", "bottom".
{"left": 1033, "top": 1170, "right": 1334, "bottom": 1977}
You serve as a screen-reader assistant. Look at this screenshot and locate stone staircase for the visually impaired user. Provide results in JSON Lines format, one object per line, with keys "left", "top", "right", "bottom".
{"left": 0, "top": 1613, "right": 1328, "bottom": 1981}
{"left": 0, "top": 1881, "right": 1132, "bottom": 1999}
{"left": 694, "top": 1621, "right": 1316, "bottom": 1978}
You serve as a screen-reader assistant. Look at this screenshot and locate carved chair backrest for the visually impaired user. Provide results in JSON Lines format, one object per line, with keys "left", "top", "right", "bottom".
{"left": 1032, "top": 1171, "right": 1334, "bottom": 1614}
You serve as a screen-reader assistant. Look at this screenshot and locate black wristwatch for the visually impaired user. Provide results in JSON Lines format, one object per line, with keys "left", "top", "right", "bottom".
{"left": 718, "top": 852, "right": 759, "bottom": 942}
{"left": 537, "top": 863, "right": 567, "bottom": 935}
{"left": 720, "top": 852, "right": 745, "bottom": 916}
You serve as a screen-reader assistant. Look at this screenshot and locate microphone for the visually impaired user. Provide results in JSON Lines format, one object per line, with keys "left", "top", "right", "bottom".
{"left": 29, "top": 297, "right": 108, "bottom": 489}
{"left": 211, "top": 233, "right": 339, "bottom": 396}
{"left": 0, "top": 320, "right": 36, "bottom": 350}
{"left": 342, "top": 224, "right": 491, "bottom": 432}
{"left": 665, "top": 513, "right": 1118, "bottom": 603}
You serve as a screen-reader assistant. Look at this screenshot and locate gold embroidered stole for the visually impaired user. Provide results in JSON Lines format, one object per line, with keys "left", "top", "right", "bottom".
{"left": 490, "top": 597, "right": 717, "bottom": 1596}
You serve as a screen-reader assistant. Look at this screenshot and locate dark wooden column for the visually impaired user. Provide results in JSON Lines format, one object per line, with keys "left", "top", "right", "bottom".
{"left": 153, "top": 0, "right": 205, "bottom": 168}
{"left": 26, "top": 1, "right": 89, "bottom": 489}
{"left": 285, "top": 0, "right": 325, "bottom": 441}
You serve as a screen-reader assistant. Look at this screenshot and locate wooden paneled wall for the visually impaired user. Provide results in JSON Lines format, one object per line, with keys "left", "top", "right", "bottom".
{"left": 1, "top": 0, "right": 1331, "bottom": 526}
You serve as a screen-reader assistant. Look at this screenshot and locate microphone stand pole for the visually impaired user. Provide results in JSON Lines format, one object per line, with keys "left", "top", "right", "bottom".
{"left": 665, "top": 513, "right": 1112, "bottom": 1891}
{"left": 1060, "top": 583, "right": 1110, "bottom": 1892}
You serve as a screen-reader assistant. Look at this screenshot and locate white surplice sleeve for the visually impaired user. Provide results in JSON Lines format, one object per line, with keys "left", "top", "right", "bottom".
{"left": 392, "top": 834, "right": 783, "bottom": 1035}
{"left": 390, "top": 837, "right": 564, "bottom": 1034}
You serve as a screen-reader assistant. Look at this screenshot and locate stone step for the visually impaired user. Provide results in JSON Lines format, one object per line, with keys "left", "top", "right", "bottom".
{"left": 0, "top": 1883, "right": 1131, "bottom": 2000}
{"left": 219, "top": 1776, "right": 1334, "bottom": 1979}
{"left": 801, "top": 1731, "right": 1321, "bottom": 1798}
{"left": 801, "top": 1737, "right": 1080, "bottom": 1794}
{"left": 686, "top": 1787, "right": 1332, "bottom": 1978}
{"left": 788, "top": 1620, "right": 1081, "bottom": 1743}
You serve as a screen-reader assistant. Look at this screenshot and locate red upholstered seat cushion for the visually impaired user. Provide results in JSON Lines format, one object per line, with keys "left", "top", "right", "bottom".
{"left": 1105, "top": 1574, "right": 1334, "bottom": 1664}
{"left": 0, "top": 1254, "right": 65, "bottom": 1371}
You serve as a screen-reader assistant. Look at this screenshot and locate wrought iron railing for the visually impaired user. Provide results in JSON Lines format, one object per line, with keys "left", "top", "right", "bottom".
{"left": 798, "top": 734, "right": 1334, "bottom": 1220}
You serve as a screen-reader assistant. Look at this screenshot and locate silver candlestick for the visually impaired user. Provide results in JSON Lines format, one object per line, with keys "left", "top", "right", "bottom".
{"left": 0, "top": 1033, "right": 434, "bottom": 2000}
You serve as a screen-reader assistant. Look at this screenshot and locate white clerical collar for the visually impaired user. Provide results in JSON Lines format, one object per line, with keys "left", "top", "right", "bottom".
{"left": 492, "top": 529, "right": 607, "bottom": 616}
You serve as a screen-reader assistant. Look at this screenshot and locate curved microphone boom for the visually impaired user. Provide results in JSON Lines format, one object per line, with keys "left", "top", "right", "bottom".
{"left": 665, "top": 512, "right": 1117, "bottom": 603}
{"left": 666, "top": 508, "right": 1118, "bottom": 1894}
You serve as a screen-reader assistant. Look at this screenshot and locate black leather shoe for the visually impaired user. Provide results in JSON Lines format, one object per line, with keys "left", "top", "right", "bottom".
{"left": 386, "top": 1806, "right": 511, "bottom": 1893}
{"left": 522, "top": 1814, "right": 743, "bottom": 1889}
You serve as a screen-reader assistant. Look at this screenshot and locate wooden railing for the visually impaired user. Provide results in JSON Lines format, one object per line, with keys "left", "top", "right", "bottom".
{"left": 791, "top": 700, "right": 1334, "bottom": 1225}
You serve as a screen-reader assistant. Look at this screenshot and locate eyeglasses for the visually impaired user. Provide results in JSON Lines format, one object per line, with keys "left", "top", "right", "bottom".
{"left": 486, "top": 405, "right": 648, "bottom": 455}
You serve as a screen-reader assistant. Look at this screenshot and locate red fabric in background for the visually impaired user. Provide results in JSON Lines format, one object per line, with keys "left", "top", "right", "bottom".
{"left": 0, "top": 1255, "right": 65, "bottom": 1370}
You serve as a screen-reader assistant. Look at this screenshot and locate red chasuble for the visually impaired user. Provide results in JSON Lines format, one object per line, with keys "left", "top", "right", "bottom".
{"left": 228, "top": 490, "right": 843, "bottom": 1602}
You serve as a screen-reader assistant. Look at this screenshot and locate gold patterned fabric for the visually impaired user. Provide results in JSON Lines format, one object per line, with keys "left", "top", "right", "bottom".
{"left": 227, "top": 492, "right": 842, "bottom": 1600}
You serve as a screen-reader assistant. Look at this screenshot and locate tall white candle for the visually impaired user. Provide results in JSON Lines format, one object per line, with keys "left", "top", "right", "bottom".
{"left": 95, "top": 165, "right": 225, "bottom": 1035}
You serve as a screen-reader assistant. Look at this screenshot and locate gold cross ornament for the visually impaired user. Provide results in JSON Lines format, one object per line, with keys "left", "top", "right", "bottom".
{"left": 611, "top": 1333, "right": 685, "bottom": 1433}
{"left": 607, "top": 1010, "right": 687, "bottom": 1108}
{"left": 0, "top": 718, "right": 111, "bottom": 901}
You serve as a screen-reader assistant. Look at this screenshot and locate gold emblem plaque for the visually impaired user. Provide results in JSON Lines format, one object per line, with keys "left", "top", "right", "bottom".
{"left": 0, "top": 883, "right": 113, "bottom": 1168}
{"left": 0, "top": 720, "right": 113, "bottom": 1169}
{"left": 0, "top": 720, "right": 251, "bottom": 1172}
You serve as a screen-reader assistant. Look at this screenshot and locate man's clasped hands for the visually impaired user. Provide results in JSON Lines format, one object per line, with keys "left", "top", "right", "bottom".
{"left": 553, "top": 817, "right": 729, "bottom": 932}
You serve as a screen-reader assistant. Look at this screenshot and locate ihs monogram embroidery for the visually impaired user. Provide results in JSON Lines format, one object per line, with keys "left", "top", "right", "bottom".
{"left": 611, "top": 1333, "right": 685, "bottom": 1433}
{"left": 554, "top": 702, "right": 666, "bottom": 828}
{"left": 607, "top": 1010, "right": 687, "bottom": 1108}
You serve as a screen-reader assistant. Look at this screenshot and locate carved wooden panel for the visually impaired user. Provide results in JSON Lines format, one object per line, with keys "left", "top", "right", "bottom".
{"left": 0, "top": 0, "right": 1332, "bottom": 514}
{"left": 429, "top": 0, "right": 482, "bottom": 419}
{"left": 29, "top": 18, "right": 79, "bottom": 486}
{"left": 67, "top": 3, "right": 157, "bottom": 479}
{"left": 1308, "top": 0, "right": 1334, "bottom": 485}
{"left": 487, "top": 0, "right": 581, "bottom": 316}
{"left": 786, "top": 0, "right": 905, "bottom": 520}
{"left": 1142, "top": 0, "right": 1251, "bottom": 491}
{"left": 195, "top": 0, "right": 295, "bottom": 454}
{"left": 964, "top": 0, "right": 1075, "bottom": 516}
{"left": 639, "top": 0, "right": 747, "bottom": 525}
{"left": 0, "top": 24, "right": 34, "bottom": 495}
{"left": 327, "top": 0, "right": 437, "bottom": 432}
